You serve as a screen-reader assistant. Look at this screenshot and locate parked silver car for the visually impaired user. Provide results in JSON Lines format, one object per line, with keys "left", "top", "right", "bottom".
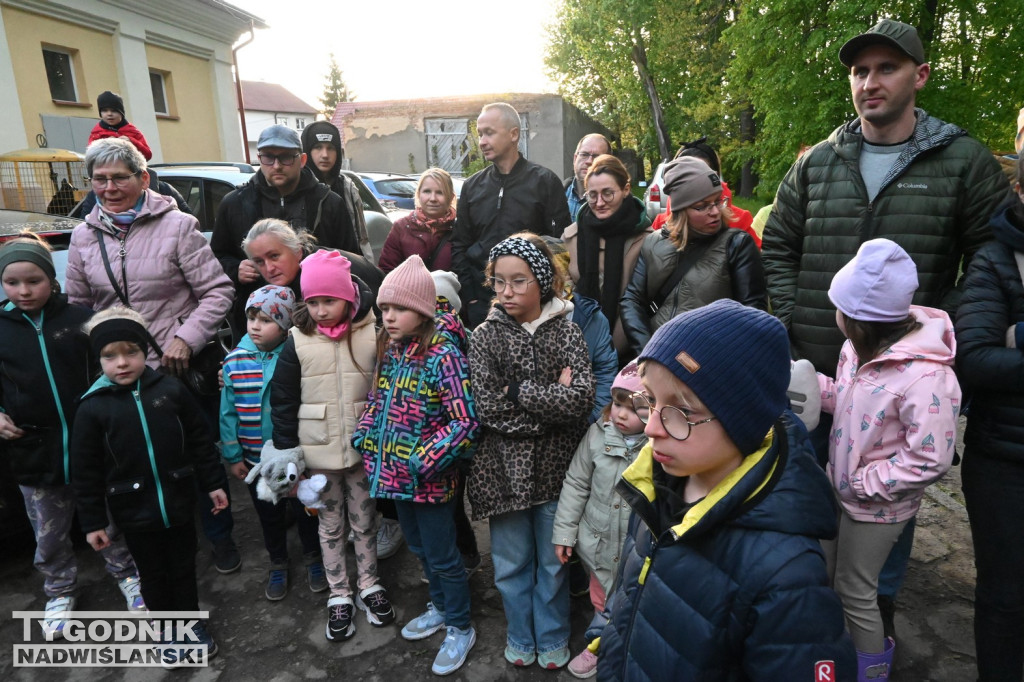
{"left": 153, "top": 163, "right": 394, "bottom": 262}
{"left": 642, "top": 161, "right": 669, "bottom": 221}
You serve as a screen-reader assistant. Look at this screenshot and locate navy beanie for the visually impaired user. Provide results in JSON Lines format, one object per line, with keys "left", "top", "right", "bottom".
{"left": 638, "top": 299, "right": 791, "bottom": 454}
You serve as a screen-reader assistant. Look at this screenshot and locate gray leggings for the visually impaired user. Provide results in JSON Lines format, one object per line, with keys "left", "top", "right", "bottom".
{"left": 20, "top": 484, "right": 136, "bottom": 598}
{"left": 822, "top": 508, "right": 909, "bottom": 653}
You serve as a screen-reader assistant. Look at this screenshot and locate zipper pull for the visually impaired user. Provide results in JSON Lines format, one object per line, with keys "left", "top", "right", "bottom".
{"left": 119, "top": 238, "right": 127, "bottom": 258}
{"left": 497, "top": 187, "right": 503, "bottom": 211}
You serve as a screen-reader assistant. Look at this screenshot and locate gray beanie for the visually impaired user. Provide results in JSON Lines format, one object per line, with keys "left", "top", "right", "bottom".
{"left": 662, "top": 157, "right": 722, "bottom": 210}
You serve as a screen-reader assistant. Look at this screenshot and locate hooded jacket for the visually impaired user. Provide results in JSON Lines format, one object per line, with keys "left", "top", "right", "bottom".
{"left": 955, "top": 197, "right": 1024, "bottom": 464}
{"left": 270, "top": 276, "right": 376, "bottom": 471}
{"left": 467, "top": 298, "right": 594, "bottom": 519}
{"left": 598, "top": 414, "right": 855, "bottom": 682}
{"left": 451, "top": 156, "right": 573, "bottom": 326}
{"left": 65, "top": 190, "right": 234, "bottom": 368}
{"left": 88, "top": 120, "right": 152, "bottom": 160}
{"left": 569, "top": 293, "right": 618, "bottom": 423}
{"left": 0, "top": 295, "right": 93, "bottom": 486}
{"left": 300, "top": 121, "right": 370, "bottom": 260}
{"left": 211, "top": 165, "right": 359, "bottom": 286}
{"left": 71, "top": 368, "right": 226, "bottom": 534}
{"left": 819, "top": 306, "right": 961, "bottom": 523}
{"left": 219, "top": 333, "right": 284, "bottom": 465}
{"left": 353, "top": 332, "right": 479, "bottom": 504}
{"left": 763, "top": 109, "right": 1011, "bottom": 374}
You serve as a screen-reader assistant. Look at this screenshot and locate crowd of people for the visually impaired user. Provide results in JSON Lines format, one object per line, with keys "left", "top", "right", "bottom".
{"left": 2, "top": 16, "right": 1023, "bottom": 682}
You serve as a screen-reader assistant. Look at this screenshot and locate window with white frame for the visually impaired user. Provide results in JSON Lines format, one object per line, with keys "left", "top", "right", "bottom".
{"left": 42, "top": 47, "right": 78, "bottom": 102}
{"left": 296, "top": 118, "right": 306, "bottom": 130}
{"left": 150, "top": 71, "right": 169, "bottom": 115}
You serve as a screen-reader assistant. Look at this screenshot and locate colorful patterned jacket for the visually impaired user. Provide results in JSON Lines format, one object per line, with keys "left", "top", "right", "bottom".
{"left": 219, "top": 334, "right": 283, "bottom": 465}
{"left": 353, "top": 333, "right": 479, "bottom": 503}
{"left": 818, "top": 305, "right": 961, "bottom": 523}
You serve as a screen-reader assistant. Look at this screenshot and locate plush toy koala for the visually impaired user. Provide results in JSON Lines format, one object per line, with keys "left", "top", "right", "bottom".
{"left": 245, "top": 440, "right": 305, "bottom": 505}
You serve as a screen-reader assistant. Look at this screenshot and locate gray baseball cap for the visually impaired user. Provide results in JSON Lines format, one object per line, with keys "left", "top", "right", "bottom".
{"left": 839, "top": 19, "right": 926, "bottom": 67}
{"left": 257, "top": 124, "right": 302, "bottom": 150}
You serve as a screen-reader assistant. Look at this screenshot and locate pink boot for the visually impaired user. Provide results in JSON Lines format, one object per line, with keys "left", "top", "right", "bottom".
{"left": 856, "top": 636, "right": 894, "bottom": 681}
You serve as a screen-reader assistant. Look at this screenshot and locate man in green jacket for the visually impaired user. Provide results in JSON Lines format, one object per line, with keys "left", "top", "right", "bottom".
{"left": 763, "top": 17, "right": 1013, "bottom": 651}
{"left": 763, "top": 18, "right": 1011, "bottom": 376}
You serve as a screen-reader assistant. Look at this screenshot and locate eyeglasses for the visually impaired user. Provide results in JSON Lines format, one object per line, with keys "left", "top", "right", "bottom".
{"left": 488, "top": 277, "right": 535, "bottom": 294}
{"left": 258, "top": 152, "right": 301, "bottom": 167}
{"left": 576, "top": 151, "right": 602, "bottom": 161}
{"left": 631, "top": 393, "right": 717, "bottom": 441}
{"left": 687, "top": 198, "right": 727, "bottom": 214}
{"left": 89, "top": 172, "right": 140, "bottom": 189}
{"left": 586, "top": 188, "right": 619, "bottom": 204}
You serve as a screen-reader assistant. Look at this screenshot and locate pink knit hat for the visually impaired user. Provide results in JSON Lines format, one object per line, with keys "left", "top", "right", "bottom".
{"left": 378, "top": 255, "right": 436, "bottom": 319}
{"left": 300, "top": 250, "right": 357, "bottom": 305}
{"left": 611, "top": 359, "right": 643, "bottom": 396}
{"left": 829, "top": 239, "right": 918, "bottom": 323}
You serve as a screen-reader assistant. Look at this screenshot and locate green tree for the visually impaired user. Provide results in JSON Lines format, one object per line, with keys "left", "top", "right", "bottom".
{"left": 318, "top": 54, "right": 354, "bottom": 119}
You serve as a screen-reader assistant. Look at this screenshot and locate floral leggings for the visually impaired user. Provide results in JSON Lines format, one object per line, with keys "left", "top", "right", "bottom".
{"left": 315, "top": 465, "right": 379, "bottom": 599}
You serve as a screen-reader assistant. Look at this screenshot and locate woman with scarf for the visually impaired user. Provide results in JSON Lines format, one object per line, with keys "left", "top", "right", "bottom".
{"left": 562, "top": 155, "right": 652, "bottom": 361}
{"left": 378, "top": 168, "right": 457, "bottom": 273}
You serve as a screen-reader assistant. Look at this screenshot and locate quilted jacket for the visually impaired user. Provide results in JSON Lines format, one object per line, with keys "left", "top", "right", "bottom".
{"left": 763, "top": 109, "right": 1011, "bottom": 374}
{"left": 467, "top": 298, "right": 594, "bottom": 519}
{"left": 598, "top": 413, "right": 855, "bottom": 682}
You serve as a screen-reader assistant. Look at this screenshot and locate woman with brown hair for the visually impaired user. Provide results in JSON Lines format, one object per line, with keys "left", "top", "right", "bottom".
{"left": 619, "top": 156, "right": 767, "bottom": 358}
{"left": 562, "top": 154, "right": 651, "bottom": 358}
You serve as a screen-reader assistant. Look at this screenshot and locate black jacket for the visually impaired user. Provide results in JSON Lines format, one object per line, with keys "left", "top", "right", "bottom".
{"left": 598, "top": 413, "right": 855, "bottom": 681}
{"left": 451, "top": 156, "right": 572, "bottom": 326}
{"left": 955, "top": 197, "right": 1024, "bottom": 464}
{"left": 71, "top": 368, "right": 226, "bottom": 533}
{"left": 0, "top": 296, "right": 94, "bottom": 486}
{"left": 211, "top": 165, "right": 359, "bottom": 285}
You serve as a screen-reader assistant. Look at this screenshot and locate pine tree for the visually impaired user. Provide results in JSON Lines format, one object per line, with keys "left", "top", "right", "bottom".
{"left": 319, "top": 54, "right": 354, "bottom": 119}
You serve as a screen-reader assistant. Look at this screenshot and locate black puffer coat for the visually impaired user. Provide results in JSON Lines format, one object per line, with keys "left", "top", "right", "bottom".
{"left": 0, "top": 295, "right": 93, "bottom": 486}
{"left": 955, "top": 197, "right": 1024, "bottom": 463}
{"left": 72, "top": 368, "right": 226, "bottom": 533}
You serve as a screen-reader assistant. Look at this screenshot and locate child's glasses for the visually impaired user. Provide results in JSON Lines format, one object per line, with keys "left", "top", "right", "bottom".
{"left": 488, "top": 277, "right": 535, "bottom": 294}
{"left": 631, "top": 393, "right": 717, "bottom": 441}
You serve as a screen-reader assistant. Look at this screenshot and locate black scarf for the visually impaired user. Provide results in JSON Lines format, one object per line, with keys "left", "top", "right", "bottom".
{"left": 576, "top": 197, "right": 646, "bottom": 329}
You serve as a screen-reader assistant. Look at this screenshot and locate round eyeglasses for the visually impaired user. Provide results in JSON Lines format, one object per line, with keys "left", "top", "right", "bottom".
{"left": 631, "top": 393, "right": 717, "bottom": 441}
{"left": 487, "top": 277, "right": 535, "bottom": 294}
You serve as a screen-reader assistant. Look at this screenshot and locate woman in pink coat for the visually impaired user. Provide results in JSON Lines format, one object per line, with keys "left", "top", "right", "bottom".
{"left": 802, "top": 239, "right": 961, "bottom": 679}
{"left": 65, "top": 138, "right": 233, "bottom": 374}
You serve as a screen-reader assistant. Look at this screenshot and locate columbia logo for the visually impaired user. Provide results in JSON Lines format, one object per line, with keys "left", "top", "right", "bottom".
{"left": 896, "top": 182, "right": 928, "bottom": 189}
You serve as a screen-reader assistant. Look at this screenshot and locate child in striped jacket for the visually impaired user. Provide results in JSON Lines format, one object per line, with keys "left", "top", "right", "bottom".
{"left": 219, "top": 285, "right": 326, "bottom": 600}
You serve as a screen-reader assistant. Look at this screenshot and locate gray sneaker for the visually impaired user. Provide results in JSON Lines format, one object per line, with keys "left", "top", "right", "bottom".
{"left": 377, "top": 518, "right": 405, "bottom": 559}
{"left": 432, "top": 625, "right": 476, "bottom": 676}
{"left": 401, "top": 602, "right": 446, "bottom": 641}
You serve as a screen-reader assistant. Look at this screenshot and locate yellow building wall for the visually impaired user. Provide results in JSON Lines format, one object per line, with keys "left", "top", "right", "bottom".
{"left": 3, "top": 6, "right": 114, "bottom": 144}
{"left": 146, "top": 44, "right": 222, "bottom": 161}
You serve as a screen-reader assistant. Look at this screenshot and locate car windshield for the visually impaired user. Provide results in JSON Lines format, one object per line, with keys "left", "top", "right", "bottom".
{"left": 374, "top": 178, "right": 417, "bottom": 197}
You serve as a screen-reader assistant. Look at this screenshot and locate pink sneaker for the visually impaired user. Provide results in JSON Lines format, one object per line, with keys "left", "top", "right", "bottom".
{"left": 567, "top": 647, "right": 598, "bottom": 678}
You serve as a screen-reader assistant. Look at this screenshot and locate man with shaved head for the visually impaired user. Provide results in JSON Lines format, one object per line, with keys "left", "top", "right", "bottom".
{"left": 451, "top": 102, "right": 572, "bottom": 326}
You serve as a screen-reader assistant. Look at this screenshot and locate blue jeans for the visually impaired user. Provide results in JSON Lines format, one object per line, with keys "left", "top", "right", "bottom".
{"left": 395, "top": 498, "right": 471, "bottom": 629}
{"left": 963, "top": 452, "right": 1024, "bottom": 681}
{"left": 489, "top": 501, "right": 569, "bottom": 654}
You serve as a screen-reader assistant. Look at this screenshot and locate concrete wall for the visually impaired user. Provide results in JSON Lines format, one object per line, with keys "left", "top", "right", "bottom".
{"left": 561, "top": 100, "right": 615, "bottom": 177}
{"left": 339, "top": 94, "right": 607, "bottom": 179}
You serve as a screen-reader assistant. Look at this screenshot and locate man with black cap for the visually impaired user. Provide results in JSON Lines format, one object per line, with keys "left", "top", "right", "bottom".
{"left": 762, "top": 17, "right": 1011, "bottom": 666}
{"left": 211, "top": 124, "right": 360, "bottom": 332}
{"left": 301, "top": 121, "right": 371, "bottom": 260}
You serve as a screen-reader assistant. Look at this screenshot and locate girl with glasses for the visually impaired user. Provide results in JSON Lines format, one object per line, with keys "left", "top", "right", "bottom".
{"left": 599, "top": 300, "right": 854, "bottom": 681}
{"left": 619, "top": 156, "right": 767, "bottom": 359}
{"left": 467, "top": 233, "right": 595, "bottom": 670}
{"left": 562, "top": 155, "right": 652, "bottom": 364}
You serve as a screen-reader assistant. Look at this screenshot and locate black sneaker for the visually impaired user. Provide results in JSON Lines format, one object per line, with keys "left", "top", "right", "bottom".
{"left": 325, "top": 597, "right": 356, "bottom": 641}
{"left": 305, "top": 556, "right": 328, "bottom": 593}
{"left": 356, "top": 585, "right": 395, "bottom": 627}
{"left": 212, "top": 538, "right": 241, "bottom": 574}
{"left": 265, "top": 564, "right": 288, "bottom": 601}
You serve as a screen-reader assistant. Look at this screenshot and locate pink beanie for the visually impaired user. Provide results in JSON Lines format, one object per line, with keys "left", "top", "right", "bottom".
{"left": 829, "top": 239, "right": 918, "bottom": 323}
{"left": 378, "top": 255, "right": 436, "bottom": 319}
{"left": 611, "top": 359, "right": 644, "bottom": 396}
{"left": 300, "top": 250, "right": 357, "bottom": 305}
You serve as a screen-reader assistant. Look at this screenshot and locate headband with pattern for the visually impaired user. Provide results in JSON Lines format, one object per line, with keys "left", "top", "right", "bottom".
{"left": 488, "top": 236, "right": 553, "bottom": 295}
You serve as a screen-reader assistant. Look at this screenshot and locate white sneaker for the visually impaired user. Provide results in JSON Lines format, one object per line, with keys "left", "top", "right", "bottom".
{"left": 41, "top": 595, "right": 76, "bottom": 640}
{"left": 377, "top": 518, "right": 405, "bottom": 559}
{"left": 118, "top": 575, "right": 146, "bottom": 612}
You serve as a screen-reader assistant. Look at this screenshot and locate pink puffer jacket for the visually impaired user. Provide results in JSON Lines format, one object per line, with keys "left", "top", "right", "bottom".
{"left": 66, "top": 190, "right": 234, "bottom": 367}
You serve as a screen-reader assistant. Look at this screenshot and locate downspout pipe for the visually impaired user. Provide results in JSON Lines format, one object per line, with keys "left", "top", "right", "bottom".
{"left": 232, "top": 22, "right": 256, "bottom": 164}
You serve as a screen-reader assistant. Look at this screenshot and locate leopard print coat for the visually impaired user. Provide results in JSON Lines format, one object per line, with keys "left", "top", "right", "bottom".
{"left": 467, "top": 301, "right": 594, "bottom": 520}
